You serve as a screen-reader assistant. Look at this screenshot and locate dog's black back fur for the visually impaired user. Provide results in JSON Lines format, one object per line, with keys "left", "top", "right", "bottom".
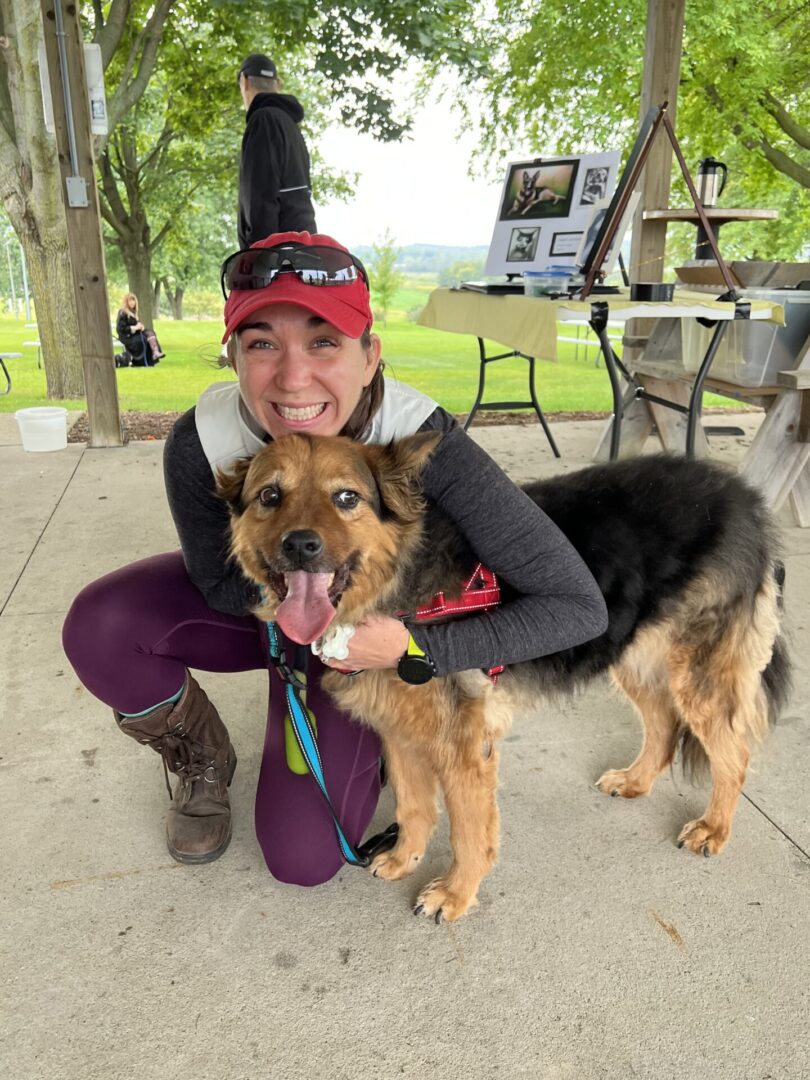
{"left": 387, "top": 454, "right": 786, "bottom": 704}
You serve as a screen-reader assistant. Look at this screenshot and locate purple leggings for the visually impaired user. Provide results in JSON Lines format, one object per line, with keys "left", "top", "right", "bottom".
{"left": 62, "top": 552, "right": 382, "bottom": 886}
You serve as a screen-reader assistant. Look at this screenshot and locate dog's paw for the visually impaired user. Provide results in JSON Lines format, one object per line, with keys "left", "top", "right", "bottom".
{"left": 677, "top": 818, "right": 729, "bottom": 857}
{"left": 413, "top": 878, "right": 477, "bottom": 924}
{"left": 370, "top": 846, "right": 424, "bottom": 881}
{"left": 595, "top": 768, "right": 650, "bottom": 799}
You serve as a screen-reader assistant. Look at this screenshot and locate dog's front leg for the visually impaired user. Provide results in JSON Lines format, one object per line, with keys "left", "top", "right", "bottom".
{"left": 414, "top": 720, "right": 501, "bottom": 924}
{"left": 370, "top": 735, "right": 439, "bottom": 881}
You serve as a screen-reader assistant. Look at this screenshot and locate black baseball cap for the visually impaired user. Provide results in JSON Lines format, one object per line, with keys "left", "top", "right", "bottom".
{"left": 238, "top": 54, "right": 278, "bottom": 82}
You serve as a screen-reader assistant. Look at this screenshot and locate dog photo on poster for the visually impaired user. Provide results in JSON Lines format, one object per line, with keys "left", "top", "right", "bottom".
{"left": 484, "top": 150, "right": 621, "bottom": 277}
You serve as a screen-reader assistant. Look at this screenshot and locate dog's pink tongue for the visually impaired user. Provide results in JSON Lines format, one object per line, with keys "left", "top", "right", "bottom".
{"left": 275, "top": 571, "right": 336, "bottom": 644}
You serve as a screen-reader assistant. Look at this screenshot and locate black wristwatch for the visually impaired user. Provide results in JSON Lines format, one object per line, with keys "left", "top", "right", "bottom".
{"left": 397, "top": 633, "right": 436, "bottom": 685}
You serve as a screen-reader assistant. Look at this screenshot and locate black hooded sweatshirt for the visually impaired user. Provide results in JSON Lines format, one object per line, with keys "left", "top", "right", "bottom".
{"left": 238, "top": 92, "right": 317, "bottom": 248}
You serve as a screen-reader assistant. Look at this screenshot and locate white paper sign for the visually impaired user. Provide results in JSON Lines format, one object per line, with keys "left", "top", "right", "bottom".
{"left": 38, "top": 42, "right": 109, "bottom": 136}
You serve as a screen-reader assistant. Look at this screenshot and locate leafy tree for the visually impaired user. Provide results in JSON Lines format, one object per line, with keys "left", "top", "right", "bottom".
{"left": 94, "top": 0, "right": 485, "bottom": 325}
{"left": 0, "top": 0, "right": 481, "bottom": 397}
{"left": 367, "top": 229, "right": 405, "bottom": 325}
{"left": 0, "top": 0, "right": 176, "bottom": 396}
{"left": 438, "top": 257, "right": 486, "bottom": 285}
{"left": 469, "top": 0, "right": 810, "bottom": 261}
{"left": 151, "top": 183, "right": 235, "bottom": 319}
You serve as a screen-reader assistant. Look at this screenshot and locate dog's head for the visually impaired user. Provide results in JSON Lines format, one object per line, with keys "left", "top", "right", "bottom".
{"left": 217, "top": 432, "right": 440, "bottom": 643}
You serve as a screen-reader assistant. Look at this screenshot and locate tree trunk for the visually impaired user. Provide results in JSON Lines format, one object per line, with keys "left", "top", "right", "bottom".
{"left": 0, "top": 0, "right": 85, "bottom": 401}
{"left": 161, "top": 276, "right": 184, "bottom": 319}
{"left": 23, "top": 231, "right": 85, "bottom": 399}
{"left": 3, "top": 190, "right": 85, "bottom": 400}
{"left": 152, "top": 277, "right": 161, "bottom": 315}
{"left": 120, "top": 239, "right": 155, "bottom": 326}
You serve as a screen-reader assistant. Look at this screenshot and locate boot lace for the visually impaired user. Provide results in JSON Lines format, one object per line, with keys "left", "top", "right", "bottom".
{"left": 138, "top": 724, "right": 216, "bottom": 800}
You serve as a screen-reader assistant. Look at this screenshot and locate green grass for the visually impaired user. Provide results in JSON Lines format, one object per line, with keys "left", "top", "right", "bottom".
{"left": 0, "top": 287, "right": 733, "bottom": 415}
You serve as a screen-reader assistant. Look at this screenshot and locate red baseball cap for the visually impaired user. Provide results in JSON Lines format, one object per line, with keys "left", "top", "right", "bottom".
{"left": 221, "top": 231, "right": 373, "bottom": 343}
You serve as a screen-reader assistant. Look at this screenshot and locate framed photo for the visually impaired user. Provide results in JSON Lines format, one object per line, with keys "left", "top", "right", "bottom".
{"left": 579, "top": 166, "right": 610, "bottom": 205}
{"left": 550, "top": 231, "right": 583, "bottom": 257}
{"left": 498, "top": 159, "right": 580, "bottom": 222}
{"left": 506, "top": 226, "right": 541, "bottom": 262}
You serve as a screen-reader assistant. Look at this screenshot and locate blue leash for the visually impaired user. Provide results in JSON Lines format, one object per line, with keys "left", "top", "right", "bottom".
{"left": 264, "top": 620, "right": 398, "bottom": 867}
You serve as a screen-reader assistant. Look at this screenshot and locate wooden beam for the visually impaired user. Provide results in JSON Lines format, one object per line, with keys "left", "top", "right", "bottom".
{"left": 40, "top": 0, "right": 122, "bottom": 447}
{"left": 624, "top": 0, "right": 686, "bottom": 369}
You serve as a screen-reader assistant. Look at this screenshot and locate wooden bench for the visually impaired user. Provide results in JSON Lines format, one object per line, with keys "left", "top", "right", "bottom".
{"left": 599, "top": 344, "right": 810, "bottom": 525}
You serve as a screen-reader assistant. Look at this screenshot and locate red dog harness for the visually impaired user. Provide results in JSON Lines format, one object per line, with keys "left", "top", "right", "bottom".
{"left": 334, "top": 564, "right": 505, "bottom": 682}
{"left": 406, "top": 563, "right": 505, "bottom": 683}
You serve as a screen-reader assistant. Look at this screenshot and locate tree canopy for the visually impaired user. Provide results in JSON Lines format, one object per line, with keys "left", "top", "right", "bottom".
{"left": 91, "top": 0, "right": 483, "bottom": 319}
{"left": 468, "top": 0, "right": 810, "bottom": 260}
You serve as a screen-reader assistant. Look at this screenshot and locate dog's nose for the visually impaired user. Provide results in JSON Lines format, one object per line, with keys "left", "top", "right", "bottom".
{"left": 281, "top": 529, "right": 324, "bottom": 565}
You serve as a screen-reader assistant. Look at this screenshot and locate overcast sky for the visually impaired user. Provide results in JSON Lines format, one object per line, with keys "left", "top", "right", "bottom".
{"left": 315, "top": 86, "right": 506, "bottom": 250}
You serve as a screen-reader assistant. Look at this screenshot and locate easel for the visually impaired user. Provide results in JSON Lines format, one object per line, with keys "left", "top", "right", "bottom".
{"left": 579, "top": 102, "right": 737, "bottom": 300}
{"left": 578, "top": 101, "right": 756, "bottom": 459}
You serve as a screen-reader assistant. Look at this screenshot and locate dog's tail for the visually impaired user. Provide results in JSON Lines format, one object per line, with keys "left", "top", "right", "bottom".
{"left": 762, "top": 632, "right": 792, "bottom": 726}
{"left": 764, "top": 560, "right": 792, "bottom": 724}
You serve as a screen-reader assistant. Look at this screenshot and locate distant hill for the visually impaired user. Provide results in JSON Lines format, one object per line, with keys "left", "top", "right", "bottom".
{"left": 354, "top": 243, "right": 489, "bottom": 274}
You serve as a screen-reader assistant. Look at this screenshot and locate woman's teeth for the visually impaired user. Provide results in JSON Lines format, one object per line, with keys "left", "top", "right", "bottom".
{"left": 275, "top": 403, "right": 327, "bottom": 421}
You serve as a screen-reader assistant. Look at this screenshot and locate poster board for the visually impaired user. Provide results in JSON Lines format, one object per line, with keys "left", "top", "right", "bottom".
{"left": 484, "top": 150, "right": 621, "bottom": 277}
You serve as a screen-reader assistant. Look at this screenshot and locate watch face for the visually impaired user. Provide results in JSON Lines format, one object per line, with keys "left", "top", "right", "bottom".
{"left": 397, "top": 654, "right": 434, "bottom": 685}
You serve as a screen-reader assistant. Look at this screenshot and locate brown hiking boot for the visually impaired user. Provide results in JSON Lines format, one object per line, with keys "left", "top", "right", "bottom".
{"left": 116, "top": 674, "right": 237, "bottom": 864}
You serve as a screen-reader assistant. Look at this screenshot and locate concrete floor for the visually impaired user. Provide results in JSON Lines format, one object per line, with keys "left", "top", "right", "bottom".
{"left": 2, "top": 410, "right": 808, "bottom": 1080}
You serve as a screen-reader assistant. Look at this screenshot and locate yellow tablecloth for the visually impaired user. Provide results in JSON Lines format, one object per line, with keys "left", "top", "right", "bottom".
{"left": 417, "top": 288, "right": 785, "bottom": 361}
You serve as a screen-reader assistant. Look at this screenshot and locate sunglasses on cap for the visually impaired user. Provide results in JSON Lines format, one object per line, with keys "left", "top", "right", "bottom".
{"left": 220, "top": 243, "right": 369, "bottom": 300}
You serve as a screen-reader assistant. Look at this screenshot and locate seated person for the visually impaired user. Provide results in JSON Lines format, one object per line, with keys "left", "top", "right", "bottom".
{"left": 116, "top": 293, "right": 165, "bottom": 364}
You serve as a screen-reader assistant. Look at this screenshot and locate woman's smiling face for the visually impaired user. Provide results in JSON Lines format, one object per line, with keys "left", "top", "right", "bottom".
{"left": 233, "top": 302, "right": 381, "bottom": 440}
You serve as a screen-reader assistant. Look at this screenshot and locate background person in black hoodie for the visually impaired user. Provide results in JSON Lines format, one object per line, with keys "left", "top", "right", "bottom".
{"left": 237, "top": 54, "right": 317, "bottom": 247}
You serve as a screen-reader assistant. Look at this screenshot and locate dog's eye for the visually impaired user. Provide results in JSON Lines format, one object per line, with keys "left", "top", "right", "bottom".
{"left": 258, "top": 486, "right": 281, "bottom": 507}
{"left": 333, "top": 489, "right": 360, "bottom": 510}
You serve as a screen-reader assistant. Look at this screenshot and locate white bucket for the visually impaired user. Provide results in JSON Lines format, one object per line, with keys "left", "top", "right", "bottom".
{"left": 15, "top": 406, "right": 69, "bottom": 452}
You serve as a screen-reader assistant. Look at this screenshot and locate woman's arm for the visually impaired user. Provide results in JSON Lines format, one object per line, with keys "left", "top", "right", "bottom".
{"left": 163, "top": 410, "right": 259, "bottom": 616}
{"left": 403, "top": 412, "right": 608, "bottom": 675}
{"left": 115, "top": 310, "right": 132, "bottom": 340}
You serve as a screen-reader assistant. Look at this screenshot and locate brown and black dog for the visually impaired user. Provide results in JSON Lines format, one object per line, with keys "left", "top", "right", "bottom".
{"left": 218, "top": 434, "right": 790, "bottom": 923}
{"left": 510, "top": 169, "right": 565, "bottom": 215}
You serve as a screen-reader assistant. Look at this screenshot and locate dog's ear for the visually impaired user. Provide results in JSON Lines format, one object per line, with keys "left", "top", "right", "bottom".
{"left": 384, "top": 432, "right": 441, "bottom": 476}
{"left": 215, "top": 457, "right": 253, "bottom": 513}
{"left": 363, "top": 433, "right": 441, "bottom": 522}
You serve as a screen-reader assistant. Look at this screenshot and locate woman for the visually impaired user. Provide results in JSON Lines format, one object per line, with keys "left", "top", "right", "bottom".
{"left": 64, "top": 231, "right": 607, "bottom": 886}
{"left": 116, "top": 292, "right": 165, "bottom": 364}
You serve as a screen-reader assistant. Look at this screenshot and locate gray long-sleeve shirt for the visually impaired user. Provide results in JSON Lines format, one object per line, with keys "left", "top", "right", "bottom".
{"left": 164, "top": 405, "right": 607, "bottom": 676}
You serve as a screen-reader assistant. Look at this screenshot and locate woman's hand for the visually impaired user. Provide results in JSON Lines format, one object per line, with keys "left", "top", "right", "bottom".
{"left": 320, "top": 615, "right": 409, "bottom": 671}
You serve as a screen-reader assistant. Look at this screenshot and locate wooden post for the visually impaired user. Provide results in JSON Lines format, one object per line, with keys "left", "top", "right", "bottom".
{"left": 40, "top": 0, "right": 122, "bottom": 447}
{"left": 624, "top": 0, "right": 686, "bottom": 366}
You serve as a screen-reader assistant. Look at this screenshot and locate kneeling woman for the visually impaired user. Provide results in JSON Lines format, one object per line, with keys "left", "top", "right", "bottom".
{"left": 63, "top": 231, "right": 607, "bottom": 885}
{"left": 117, "top": 292, "right": 165, "bottom": 364}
